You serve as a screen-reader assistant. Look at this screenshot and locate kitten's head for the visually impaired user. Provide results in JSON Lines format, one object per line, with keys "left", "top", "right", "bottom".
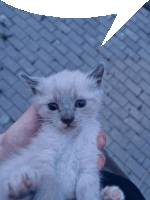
{"left": 21, "top": 63, "right": 104, "bottom": 132}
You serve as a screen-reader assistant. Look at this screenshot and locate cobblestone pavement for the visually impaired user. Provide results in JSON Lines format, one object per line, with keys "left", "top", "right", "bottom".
{"left": 0, "top": 1, "right": 150, "bottom": 198}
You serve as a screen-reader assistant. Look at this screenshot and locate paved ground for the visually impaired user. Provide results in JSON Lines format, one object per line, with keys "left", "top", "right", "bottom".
{"left": 0, "top": 1, "right": 150, "bottom": 198}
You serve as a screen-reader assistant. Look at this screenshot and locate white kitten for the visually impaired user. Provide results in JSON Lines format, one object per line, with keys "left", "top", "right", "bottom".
{"left": 0, "top": 64, "right": 124, "bottom": 200}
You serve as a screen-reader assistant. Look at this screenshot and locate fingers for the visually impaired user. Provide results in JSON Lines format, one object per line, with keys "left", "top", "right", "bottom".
{"left": 97, "top": 130, "right": 106, "bottom": 149}
{"left": 97, "top": 154, "right": 106, "bottom": 171}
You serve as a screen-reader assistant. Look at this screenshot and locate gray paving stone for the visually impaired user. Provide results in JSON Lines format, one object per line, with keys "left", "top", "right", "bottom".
{"left": 139, "top": 80, "right": 150, "bottom": 96}
{"left": 142, "top": 130, "right": 150, "bottom": 145}
{"left": 0, "top": 68, "right": 18, "bottom": 85}
{"left": 27, "top": 17, "right": 42, "bottom": 31}
{"left": 115, "top": 59, "right": 127, "bottom": 72}
{"left": 34, "top": 59, "right": 52, "bottom": 75}
{"left": 110, "top": 45, "right": 126, "bottom": 60}
{"left": 66, "top": 40, "right": 83, "bottom": 55}
{"left": 85, "top": 18, "right": 98, "bottom": 28}
{"left": 82, "top": 43, "right": 98, "bottom": 57}
{"left": 23, "top": 37, "right": 39, "bottom": 52}
{"left": 97, "top": 16, "right": 112, "bottom": 29}
{"left": 12, "top": 15, "right": 27, "bottom": 30}
{"left": 40, "top": 28, "right": 55, "bottom": 43}
{"left": 141, "top": 116, "right": 150, "bottom": 131}
{"left": 138, "top": 59, "right": 150, "bottom": 74}
{"left": 14, "top": 8, "right": 30, "bottom": 20}
{"left": 110, "top": 128, "right": 129, "bottom": 148}
{"left": 5, "top": 46, "right": 22, "bottom": 62}
{"left": 124, "top": 79, "right": 142, "bottom": 96}
{"left": 142, "top": 158, "right": 150, "bottom": 170}
{"left": 66, "top": 52, "right": 82, "bottom": 67}
{"left": 139, "top": 92, "right": 150, "bottom": 107}
{"left": 81, "top": 52, "right": 97, "bottom": 68}
{"left": 0, "top": 124, "right": 5, "bottom": 134}
{"left": 138, "top": 69, "right": 150, "bottom": 85}
{"left": 126, "top": 142, "right": 145, "bottom": 164}
{"left": 55, "top": 21, "right": 71, "bottom": 34}
{"left": 109, "top": 89, "right": 128, "bottom": 107}
{"left": 115, "top": 31, "right": 126, "bottom": 40}
{"left": 0, "top": 48, "right": 5, "bottom": 60}
{"left": 8, "top": 36, "right": 24, "bottom": 50}
{"left": 25, "top": 27, "right": 41, "bottom": 41}
{"left": 1, "top": 4, "right": 15, "bottom": 18}
{"left": 124, "top": 37, "right": 140, "bottom": 52}
{"left": 124, "top": 57, "right": 141, "bottom": 73}
{"left": 54, "top": 30, "right": 70, "bottom": 43}
{"left": 128, "top": 172, "right": 140, "bottom": 187}
{"left": 124, "top": 116, "right": 144, "bottom": 134}
{"left": 41, "top": 18, "right": 56, "bottom": 32}
{"left": 125, "top": 20, "right": 139, "bottom": 32}
{"left": 21, "top": 47, "right": 37, "bottom": 63}
{"left": 0, "top": 79, "right": 15, "bottom": 98}
{"left": 83, "top": 23, "right": 98, "bottom": 37}
{"left": 10, "top": 25, "right": 26, "bottom": 40}
{"left": 102, "top": 93, "right": 112, "bottom": 106}
{"left": 144, "top": 189, "right": 150, "bottom": 200}
{"left": 101, "top": 80, "right": 112, "bottom": 94}
{"left": 68, "top": 31, "right": 84, "bottom": 45}
{"left": 37, "top": 38, "right": 54, "bottom": 54}
{"left": 138, "top": 48, "right": 150, "bottom": 64}
{"left": 12, "top": 93, "right": 30, "bottom": 113}
{"left": 138, "top": 39, "right": 150, "bottom": 54}
{"left": 98, "top": 45, "right": 112, "bottom": 60}
{"left": 70, "top": 21, "right": 84, "bottom": 35}
{"left": 125, "top": 103, "right": 144, "bottom": 122}
{"left": 13, "top": 80, "right": 31, "bottom": 99}
{"left": 126, "top": 157, "right": 146, "bottom": 179}
{"left": 97, "top": 24, "right": 108, "bottom": 36}
{"left": 136, "top": 29, "right": 150, "bottom": 43}
{"left": 124, "top": 47, "right": 141, "bottom": 62}
{"left": 131, "top": 133, "right": 145, "bottom": 150}
{"left": 0, "top": 108, "right": 10, "bottom": 125}
{"left": 8, "top": 106, "right": 22, "bottom": 121}
{"left": 73, "top": 18, "right": 85, "bottom": 26}
{"left": 37, "top": 49, "right": 53, "bottom": 65}
{"left": 0, "top": 94, "right": 13, "bottom": 110}
{"left": 50, "top": 61, "right": 64, "bottom": 73}
{"left": 124, "top": 68, "right": 141, "bottom": 84}
{"left": 83, "top": 33, "right": 98, "bottom": 47}
{"left": 51, "top": 50, "right": 68, "bottom": 66}
{"left": 109, "top": 114, "right": 128, "bottom": 133}
{"left": 101, "top": 105, "right": 112, "bottom": 119}
{"left": 2, "top": 56, "right": 20, "bottom": 73}
{"left": 135, "top": 12, "right": 149, "bottom": 24}
{"left": 109, "top": 141, "right": 130, "bottom": 163}
{"left": 140, "top": 103, "right": 150, "bottom": 120}
{"left": 124, "top": 28, "right": 139, "bottom": 42}
{"left": 110, "top": 67, "right": 127, "bottom": 83}
{"left": 19, "top": 58, "right": 36, "bottom": 74}
{"left": 136, "top": 19, "right": 150, "bottom": 34}
{"left": 65, "top": 62, "right": 77, "bottom": 71}
{"left": 110, "top": 36, "right": 126, "bottom": 50}
{"left": 110, "top": 101, "right": 128, "bottom": 120}
{"left": 53, "top": 40, "right": 69, "bottom": 55}
{"left": 108, "top": 77, "right": 127, "bottom": 95}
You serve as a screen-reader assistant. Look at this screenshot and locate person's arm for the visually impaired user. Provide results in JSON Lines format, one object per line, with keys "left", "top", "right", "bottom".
{"left": 0, "top": 104, "right": 106, "bottom": 171}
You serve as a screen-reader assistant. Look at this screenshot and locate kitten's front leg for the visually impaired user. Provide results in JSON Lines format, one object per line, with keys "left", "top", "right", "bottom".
{"left": 76, "top": 171, "right": 100, "bottom": 200}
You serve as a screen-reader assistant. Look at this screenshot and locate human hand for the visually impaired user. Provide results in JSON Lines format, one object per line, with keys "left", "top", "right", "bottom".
{"left": 0, "top": 104, "right": 106, "bottom": 170}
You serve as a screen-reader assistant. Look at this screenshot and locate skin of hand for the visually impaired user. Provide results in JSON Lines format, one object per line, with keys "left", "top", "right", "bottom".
{"left": 0, "top": 104, "right": 106, "bottom": 170}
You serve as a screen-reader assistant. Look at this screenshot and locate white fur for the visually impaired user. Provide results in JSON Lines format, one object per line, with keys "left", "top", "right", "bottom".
{"left": 0, "top": 69, "right": 103, "bottom": 200}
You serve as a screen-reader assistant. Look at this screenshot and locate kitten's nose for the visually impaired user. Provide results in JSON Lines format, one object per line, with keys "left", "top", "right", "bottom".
{"left": 61, "top": 117, "right": 74, "bottom": 125}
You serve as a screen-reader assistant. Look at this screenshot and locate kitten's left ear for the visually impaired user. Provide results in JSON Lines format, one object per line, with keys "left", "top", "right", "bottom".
{"left": 87, "top": 63, "right": 105, "bottom": 87}
{"left": 21, "top": 74, "right": 41, "bottom": 95}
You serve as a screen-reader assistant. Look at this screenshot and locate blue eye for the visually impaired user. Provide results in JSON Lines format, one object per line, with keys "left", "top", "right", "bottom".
{"left": 75, "top": 100, "right": 86, "bottom": 108}
{"left": 48, "top": 103, "right": 59, "bottom": 110}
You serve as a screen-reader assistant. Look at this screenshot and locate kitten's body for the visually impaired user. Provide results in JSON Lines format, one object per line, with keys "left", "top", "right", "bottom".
{"left": 0, "top": 65, "right": 124, "bottom": 200}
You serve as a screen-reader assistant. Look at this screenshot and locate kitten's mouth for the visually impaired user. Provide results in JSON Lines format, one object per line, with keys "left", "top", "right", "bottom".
{"left": 65, "top": 125, "right": 75, "bottom": 129}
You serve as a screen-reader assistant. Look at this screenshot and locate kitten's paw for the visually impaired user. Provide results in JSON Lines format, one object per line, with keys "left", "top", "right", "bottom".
{"left": 5, "top": 166, "right": 38, "bottom": 199}
{"left": 101, "top": 186, "right": 125, "bottom": 200}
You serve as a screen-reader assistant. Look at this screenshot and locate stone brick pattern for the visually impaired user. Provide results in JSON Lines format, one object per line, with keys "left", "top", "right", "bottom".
{"left": 0, "top": 1, "right": 150, "bottom": 198}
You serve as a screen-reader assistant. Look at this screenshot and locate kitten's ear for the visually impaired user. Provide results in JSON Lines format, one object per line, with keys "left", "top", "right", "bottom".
{"left": 21, "top": 74, "right": 41, "bottom": 95}
{"left": 87, "top": 63, "right": 105, "bottom": 87}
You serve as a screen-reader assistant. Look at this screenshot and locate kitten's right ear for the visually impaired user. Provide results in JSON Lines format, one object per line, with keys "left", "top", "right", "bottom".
{"left": 21, "top": 74, "right": 40, "bottom": 95}
{"left": 87, "top": 63, "right": 105, "bottom": 87}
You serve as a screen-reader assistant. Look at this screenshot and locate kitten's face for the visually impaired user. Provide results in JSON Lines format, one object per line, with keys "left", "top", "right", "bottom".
{"left": 21, "top": 64, "right": 104, "bottom": 132}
